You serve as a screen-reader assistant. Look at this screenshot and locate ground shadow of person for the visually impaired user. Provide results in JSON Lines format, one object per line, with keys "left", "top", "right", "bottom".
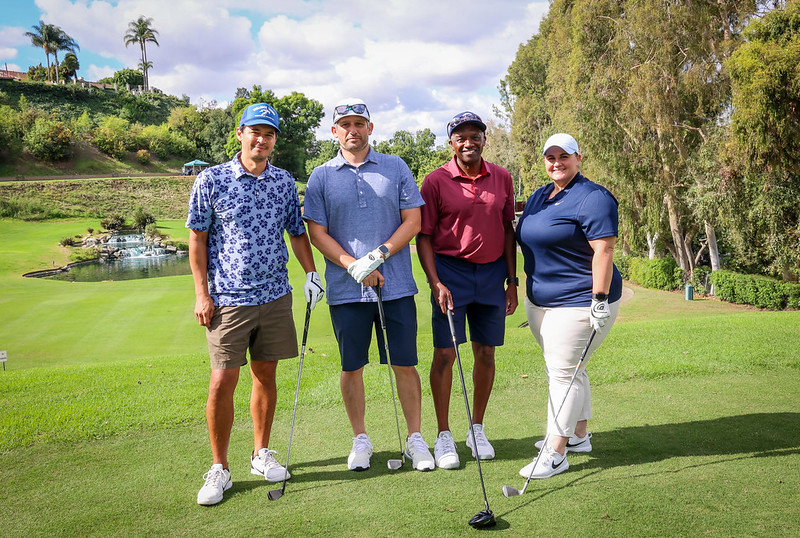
{"left": 492, "top": 412, "right": 800, "bottom": 470}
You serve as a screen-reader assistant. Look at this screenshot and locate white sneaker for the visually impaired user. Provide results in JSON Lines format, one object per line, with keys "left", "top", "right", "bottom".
{"left": 535, "top": 432, "right": 592, "bottom": 453}
{"left": 197, "top": 463, "right": 232, "bottom": 506}
{"left": 434, "top": 431, "right": 460, "bottom": 470}
{"left": 518, "top": 445, "right": 569, "bottom": 479}
{"left": 250, "top": 448, "right": 291, "bottom": 482}
{"left": 348, "top": 433, "right": 373, "bottom": 471}
{"left": 465, "top": 424, "right": 495, "bottom": 460}
{"left": 405, "top": 432, "right": 435, "bottom": 471}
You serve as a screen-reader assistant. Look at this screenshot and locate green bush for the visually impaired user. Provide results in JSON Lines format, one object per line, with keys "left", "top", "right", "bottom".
{"left": 71, "top": 111, "right": 94, "bottom": 136}
{"left": 144, "top": 222, "right": 162, "bottom": 239}
{"left": 628, "top": 256, "right": 683, "bottom": 290}
{"left": 100, "top": 214, "right": 126, "bottom": 231}
{"left": 711, "top": 270, "right": 800, "bottom": 310}
{"left": 92, "top": 116, "right": 131, "bottom": 159}
{"left": 59, "top": 236, "right": 76, "bottom": 247}
{"left": 132, "top": 206, "right": 156, "bottom": 230}
{"left": 136, "top": 149, "right": 151, "bottom": 164}
{"left": 23, "top": 117, "right": 74, "bottom": 161}
{"left": 69, "top": 247, "right": 100, "bottom": 263}
{"left": 613, "top": 252, "right": 631, "bottom": 280}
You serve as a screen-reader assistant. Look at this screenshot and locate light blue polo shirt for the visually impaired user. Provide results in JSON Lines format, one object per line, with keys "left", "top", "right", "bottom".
{"left": 186, "top": 153, "right": 306, "bottom": 306}
{"left": 303, "top": 148, "right": 424, "bottom": 305}
{"left": 516, "top": 173, "right": 622, "bottom": 307}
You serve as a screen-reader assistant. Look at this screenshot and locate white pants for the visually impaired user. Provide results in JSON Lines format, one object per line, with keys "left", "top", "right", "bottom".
{"left": 524, "top": 297, "right": 619, "bottom": 438}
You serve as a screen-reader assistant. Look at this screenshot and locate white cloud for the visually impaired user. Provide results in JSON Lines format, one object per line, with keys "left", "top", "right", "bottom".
{"left": 23, "top": 0, "right": 549, "bottom": 140}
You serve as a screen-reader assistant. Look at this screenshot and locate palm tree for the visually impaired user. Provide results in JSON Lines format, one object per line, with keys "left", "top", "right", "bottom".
{"left": 124, "top": 16, "right": 159, "bottom": 92}
{"left": 25, "top": 20, "right": 59, "bottom": 82}
{"left": 51, "top": 29, "right": 80, "bottom": 84}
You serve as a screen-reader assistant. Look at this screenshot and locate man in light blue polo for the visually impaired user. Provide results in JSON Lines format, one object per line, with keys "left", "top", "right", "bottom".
{"left": 303, "top": 98, "right": 435, "bottom": 472}
{"left": 187, "top": 102, "right": 324, "bottom": 506}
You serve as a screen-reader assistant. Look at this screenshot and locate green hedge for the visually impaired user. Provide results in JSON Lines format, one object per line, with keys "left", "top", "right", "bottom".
{"left": 711, "top": 270, "right": 800, "bottom": 310}
{"left": 628, "top": 256, "right": 684, "bottom": 291}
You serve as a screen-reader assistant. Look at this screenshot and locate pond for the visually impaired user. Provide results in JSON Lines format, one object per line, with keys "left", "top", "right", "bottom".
{"left": 30, "top": 233, "right": 192, "bottom": 282}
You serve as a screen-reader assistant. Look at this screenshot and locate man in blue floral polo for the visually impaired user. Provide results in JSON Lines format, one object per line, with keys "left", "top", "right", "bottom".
{"left": 187, "top": 102, "right": 324, "bottom": 506}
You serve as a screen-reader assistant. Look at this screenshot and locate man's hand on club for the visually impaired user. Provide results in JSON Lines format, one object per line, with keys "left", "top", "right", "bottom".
{"left": 304, "top": 271, "right": 325, "bottom": 310}
{"left": 590, "top": 297, "right": 610, "bottom": 330}
{"left": 347, "top": 248, "right": 385, "bottom": 283}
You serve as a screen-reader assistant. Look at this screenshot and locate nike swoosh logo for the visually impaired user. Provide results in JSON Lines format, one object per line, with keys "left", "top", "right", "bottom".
{"left": 567, "top": 439, "right": 587, "bottom": 448}
{"left": 551, "top": 458, "right": 565, "bottom": 470}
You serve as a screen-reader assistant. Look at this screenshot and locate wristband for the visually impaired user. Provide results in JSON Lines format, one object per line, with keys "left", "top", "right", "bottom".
{"left": 592, "top": 292, "right": 608, "bottom": 301}
{"left": 506, "top": 277, "right": 519, "bottom": 286}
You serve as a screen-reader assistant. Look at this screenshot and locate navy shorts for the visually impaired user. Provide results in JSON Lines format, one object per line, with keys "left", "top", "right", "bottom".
{"left": 329, "top": 296, "right": 418, "bottom": 372}
{"left": 431, "top": 254, "right": 507, "bottom": 349}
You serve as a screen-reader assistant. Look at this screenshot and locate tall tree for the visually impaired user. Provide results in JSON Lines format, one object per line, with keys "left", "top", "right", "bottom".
{"left": 503, "top": 0, "right": 764, "bottom": 277}
{"left": 725, "top": 0, "right": 800, "bottom": 280}
{"left": 25, "top": 20, "right": 58, "bottom": 83}
{"left": 59, "top": 52, "right": 80, "bottom": 82}
{"left": 50, "top": 28, "right": 79, "bottom": 84}
{"left": 225, "top": 86, "right": 324, "bottom": 180}
{"left": 124, "top": 16, "right": 159, "bottom": 91}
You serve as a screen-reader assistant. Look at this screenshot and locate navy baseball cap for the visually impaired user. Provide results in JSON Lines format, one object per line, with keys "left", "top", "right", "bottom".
{"left": 239, "top": 103, "right": 281, "bottom": 132}
{"left": 447, "top": 111, "right": 487, "bottom": 137}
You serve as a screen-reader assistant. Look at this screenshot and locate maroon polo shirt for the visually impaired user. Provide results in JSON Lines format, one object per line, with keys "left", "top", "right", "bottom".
{"left": 420, "top": 156, "right": 515, "bottom": 264}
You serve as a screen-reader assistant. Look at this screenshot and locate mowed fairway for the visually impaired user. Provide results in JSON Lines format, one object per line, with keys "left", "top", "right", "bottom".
{"left": 1, "top": 218, "right": 799, "bottom": 536}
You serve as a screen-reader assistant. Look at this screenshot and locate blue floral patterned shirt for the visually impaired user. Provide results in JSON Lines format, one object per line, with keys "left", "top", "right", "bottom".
{"left": 186, "top": 153, "right": 306, "bottom": 306}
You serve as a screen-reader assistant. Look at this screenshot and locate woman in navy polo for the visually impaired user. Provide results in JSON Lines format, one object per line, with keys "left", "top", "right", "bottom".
{"left": 515, "top": 133, "right": 622, "bottom": 479}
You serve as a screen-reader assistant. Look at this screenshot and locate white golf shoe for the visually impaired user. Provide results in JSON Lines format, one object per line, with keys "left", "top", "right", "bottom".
{"left": 348, "top": 433, "right": 373, "bottom": 471}
{"left": 466, "top": 424, "right": 495, "bottom": 460}
{"left": 405, "top": 432, "right": 435, "bottom": 471}
{"left": 197, "top": 464, "right": 232, "bottom": 506}
{"left": 251, "top": 448, "right": 291, "bottom": 482}
{"left": 535, "top": 432, "right": 592, "bottom": 453}
{"left": 519, "top": 445, "right": 569, "bottom": 479}
{"left": 434, "top": 430, "right": 460, "bottom": 470}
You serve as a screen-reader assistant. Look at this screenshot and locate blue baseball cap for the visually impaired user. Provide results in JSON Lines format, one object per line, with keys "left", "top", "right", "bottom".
{"left": 239, "top": 103, "right": 281, "bottom": 132}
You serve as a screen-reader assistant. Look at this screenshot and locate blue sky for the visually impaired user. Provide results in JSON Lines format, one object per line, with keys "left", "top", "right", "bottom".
{"left": 1, "top": 1, "right": 549, "bottom": 141}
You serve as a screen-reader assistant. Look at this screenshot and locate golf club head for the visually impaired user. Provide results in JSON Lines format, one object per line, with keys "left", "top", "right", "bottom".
{"left": 469, "top": 510, "right": 497, "bottom": 528}
{"left": 267, "top": 489, "right": 284, "bottom": 501}
{"left": 387, "top": 459, "right": 403, "bottom": 470}
{"left": 502, "top": 485, "right": 522, "bottom": 498}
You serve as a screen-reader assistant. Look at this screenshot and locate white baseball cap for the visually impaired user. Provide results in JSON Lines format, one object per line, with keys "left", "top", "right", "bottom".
{"left": 542, "top": 133, "right": 580, "bottom": 156}
{"left": 332, "top": 98, "right": 370, "bottom": 124}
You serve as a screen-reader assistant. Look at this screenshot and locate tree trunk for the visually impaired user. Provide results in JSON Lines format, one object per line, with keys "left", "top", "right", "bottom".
{"left": 54, "top": 51, "right": 61, "bottom": 84}
{"left": 705, "top": 221, "right": 721, "bottom": 271}
{"left": 646, "top": 231, "right": 658, "bottom": 259}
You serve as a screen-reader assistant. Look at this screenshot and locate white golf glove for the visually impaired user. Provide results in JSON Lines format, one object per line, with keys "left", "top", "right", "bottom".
{"left": 590, "top": 298, "right": 610, "bottom": 330}
{"left": 347, "top": 248, "right": 385, "bottom": 283}
{"left": 304, "top": 271, "right": 325, "bottom": 310}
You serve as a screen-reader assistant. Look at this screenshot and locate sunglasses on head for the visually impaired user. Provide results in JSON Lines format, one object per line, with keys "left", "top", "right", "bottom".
{"left": 335, "top": 104, "right": 369, "bottom": 115}
{"left": 448, "top": 112, "right": 482, "bottom": 132}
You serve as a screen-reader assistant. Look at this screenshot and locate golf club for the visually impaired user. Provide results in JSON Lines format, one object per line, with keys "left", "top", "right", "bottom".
{"left": 268, "top": 302, "right": 312, "bottom": 501}
{"left": 447, "top": 308, "right": 496, "bottom": 529}
{"left": 374, "top": 286, "right": 405, "bottom": 470}
{"left": 502, "top": 329, "right": 597, "bottom": 498}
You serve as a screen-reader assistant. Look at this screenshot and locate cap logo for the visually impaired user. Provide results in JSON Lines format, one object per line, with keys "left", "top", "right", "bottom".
{"left": 250, "top": 105, "right": 276, "bottom": 119}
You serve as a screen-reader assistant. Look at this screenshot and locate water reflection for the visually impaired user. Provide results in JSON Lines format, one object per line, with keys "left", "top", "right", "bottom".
{"left": 44, "top": 252, "right": 191, "bottom": 282}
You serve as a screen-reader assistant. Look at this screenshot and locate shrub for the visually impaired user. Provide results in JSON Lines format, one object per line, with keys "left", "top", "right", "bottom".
{"left": 136, "top": 149, "right": 151, "bottom": 164}
{"left": 133, "top": 206, "right": 156, "bottom": 230}
{"left": 144, "top": 222, "right": 162, "bottom": 239}
{"left": 710, "top": 270, "right": 800, "bottom": 310}
{"left": 87, "top": 227, "right": 94, "bottom": 234}
{"left": 613, "top": 252, "right": 632, "bottom": 280}
{"left": 72, "top": 111, "right": 94, "bottom": 136}
{"left": 69, "top": 247, "right": 100, "bottom": 263}
{"left": 23, "top": 117, "right": 74, "bottom": 161}
{"left": 691, "top": 265, "right": 712, "bottom": 296}
{"left": 100, "top": 214, "right": 126, "bottom": 231}
{"left": 59, "top": 236, "right": 76, "bottom": 247}
{"left": 628, "top": 256, "right": 683, "bottom": 290}
{"left": 92, "top": 116, "right": 131, "bottom": 159}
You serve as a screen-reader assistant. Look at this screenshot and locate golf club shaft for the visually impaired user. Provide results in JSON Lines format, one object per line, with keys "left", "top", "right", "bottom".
{"left": 275, "top": 302, "right": 312, "bottom": 497}
{"left": 447, "top": 309, "right": 492, "bottom": 512}
{"left": 375, "top": 286, "right": 405, "bottom": 464}
{"left": 514, "top": 329, "right": 597, "bottom": 496}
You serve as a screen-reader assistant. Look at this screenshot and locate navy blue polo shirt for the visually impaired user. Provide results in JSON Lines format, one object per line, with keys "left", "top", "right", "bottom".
{"left": 516, "top": 174, "right": 622, "bottom": 307}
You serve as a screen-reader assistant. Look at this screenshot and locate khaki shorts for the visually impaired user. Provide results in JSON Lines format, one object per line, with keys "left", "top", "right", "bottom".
{"left": 206, "top": 293, "right": 298, "bottom": 370}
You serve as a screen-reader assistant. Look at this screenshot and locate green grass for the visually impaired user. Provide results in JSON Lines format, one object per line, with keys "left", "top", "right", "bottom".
{"left": 1, "top": 218, "right": 799, "bottom": 536}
